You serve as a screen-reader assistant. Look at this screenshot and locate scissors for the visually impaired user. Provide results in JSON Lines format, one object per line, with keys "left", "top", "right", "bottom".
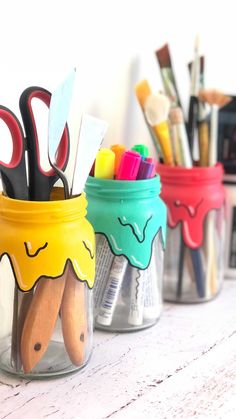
{"left": 0, "top": 86, "right": 70, "bottom": 201}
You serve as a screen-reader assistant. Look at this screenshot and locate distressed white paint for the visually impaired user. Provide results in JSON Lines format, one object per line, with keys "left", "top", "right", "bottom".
{"left": 0, "top": 280, "right": 236, "bottom": 418}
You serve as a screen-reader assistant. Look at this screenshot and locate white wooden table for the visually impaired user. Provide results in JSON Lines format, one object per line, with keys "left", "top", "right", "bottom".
{"left": 0, "top": 280, "right": 236, "bottom": 419}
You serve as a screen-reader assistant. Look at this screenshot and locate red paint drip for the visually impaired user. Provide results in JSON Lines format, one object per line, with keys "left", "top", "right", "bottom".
{"left": 157, "top": 164, "right": 225, "bottom": 249}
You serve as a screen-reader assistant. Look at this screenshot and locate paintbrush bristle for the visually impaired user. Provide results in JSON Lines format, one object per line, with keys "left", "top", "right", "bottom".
{"left": 169, "top": 107, "right": 184, "bottom": 125}
{"left": 199, "top": 89, "right": 232, "bottom": 108}
{"left": 144, "top": 92, "right": 170, "bottom": 126}
{"left": 155, "top": 44, "right": 171, "bottom": 68}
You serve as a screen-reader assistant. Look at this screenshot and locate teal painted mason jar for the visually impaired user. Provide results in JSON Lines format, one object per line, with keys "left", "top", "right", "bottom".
{"left": 85, "top": 175, "right": 167, "bottom": 331}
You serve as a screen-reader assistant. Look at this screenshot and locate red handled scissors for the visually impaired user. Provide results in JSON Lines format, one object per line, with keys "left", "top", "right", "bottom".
{"left": 0, "top": 86, "right": 70, "bottom": 201}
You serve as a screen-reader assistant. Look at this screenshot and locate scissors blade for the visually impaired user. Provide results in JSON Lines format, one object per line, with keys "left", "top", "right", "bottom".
{"left": 48, "top": 69, "right": 76, "bottom": 162}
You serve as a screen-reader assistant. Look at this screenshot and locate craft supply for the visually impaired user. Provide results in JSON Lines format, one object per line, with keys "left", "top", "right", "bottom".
{"left": 155, "top": 43, "right": 182, "bottom": 108}
{"left": 144, "top": 92, "right": 174, "bottom": 165}
{"left": 48, "top": 69, "right": 76, "bottom": 199}
{"left": 71, "top": 114, "right": 108, "bottom": 195}
{"left": 111, "top": 144, "right": 126, "bottom": 176}
{"left": 116, "top": 150, "right": 141, "bottom": 180}
{"left": 94, "top": 148, "right": 115, "bottom": 179}
{"left": 169, "top": 108, "right": 192, "bottom": 168}
{"left": 19, "top": 86, "right": 70, "bottom": 200}
{"left": 187, "top": 36, "right": 200, "bottom": 156}
{"left": 0, "top": 107, "right": 28, "bottom": 200}
{"left": 131, "top": 144, "right": 149, "bottom": 158}
{"left": 135, "top": 79, "right": 162, "bottom": 157}
{"left": 199, "top": 89, "right": 232, "bottom": 166}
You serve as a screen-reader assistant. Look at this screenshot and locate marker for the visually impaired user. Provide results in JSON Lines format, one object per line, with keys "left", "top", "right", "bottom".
{"left": 127, "top": 157, "right": 154, "bottom": 326}
{"left": 110, "top": 144, "right": 126, "bottom": 176}
{"left": 132, "top": 144, "right": 149, "bottom": 159}
{"left": 116, "top": 150, "right": 141, "bottom": 180}
{"left": 137, "top": 160, "right": 154, "bottom": 180}
{"left": 145, "top": 157, "right": 157, "bottom": 177}
{"left": 94, "top": 148, "right": 115, "bottom": 179}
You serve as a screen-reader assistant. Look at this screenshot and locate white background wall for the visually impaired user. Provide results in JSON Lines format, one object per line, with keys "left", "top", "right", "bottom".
{"left": 0, "top": 0, "right": 236, "bottom": 176}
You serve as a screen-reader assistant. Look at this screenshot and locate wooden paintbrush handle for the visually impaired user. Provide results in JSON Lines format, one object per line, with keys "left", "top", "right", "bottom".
{"left": 61, "top": 264, "right": 87, "bottom": 366}
{"left": 20, "top": 274, "right": 66, "bottom": 374}
{"left": 11, "top": 289, "right": 34, "bottom": 371}
{"left": 198, "top": 121, "right": 209, "bottom": 166}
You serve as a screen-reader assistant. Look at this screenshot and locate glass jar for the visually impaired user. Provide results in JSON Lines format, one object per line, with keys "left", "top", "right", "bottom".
{"left": 85, "top": 176, "right": 167, "bottom": 331}
{"left": 157, "top": 163, "right": 226, "bottom": 303}
{"left": 0, "top": 189, "right": 95, "bottom": 378}
{"left": 223, "top": 173, "right": 236, "bottom": 278}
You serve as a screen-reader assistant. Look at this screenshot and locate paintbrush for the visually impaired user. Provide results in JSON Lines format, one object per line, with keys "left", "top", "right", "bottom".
{"left": 168, "top": 106, "right": 205, "bottom": 298}
{"left": 155, "top": 44, "right": 182, "bottom": 108}
{"left": 144, "top": 92, "right": 174, "bottom": 165}
{"left": 198, "top": 89, "right": 231, "bottom": 298}
{"left": 187, "top": 36, "right": 200, "bottom": 157}
{"left": 135, "top": 79, "right": 162, "bottom": 158}
{"left": 169, "top": 107, "right": 192, "bottom": 168}
{"left": 189, "top": 56, "right": 209, "bottom": 166}
{"left": 199, "top": 89, "right": 232, "bottom": 166}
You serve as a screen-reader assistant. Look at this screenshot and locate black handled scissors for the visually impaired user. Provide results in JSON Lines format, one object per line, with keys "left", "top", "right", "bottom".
{"left": 0, "top": 86, "right": 70, "bottom": 201}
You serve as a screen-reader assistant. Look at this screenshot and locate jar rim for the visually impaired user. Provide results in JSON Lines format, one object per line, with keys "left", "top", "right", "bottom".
{"left": 85, "top": 175, "right": 161, "bottom": 198}
{"left": 0, "top": 190, "right": 87, "bottom": 223}
{"left": 157, "top": 163, "right": 224, "bottom": 186}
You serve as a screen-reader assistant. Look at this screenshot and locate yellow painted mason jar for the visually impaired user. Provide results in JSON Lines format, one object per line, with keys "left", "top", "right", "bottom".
{"left": 0, "top": 189, "right": 95, "bottom": 378}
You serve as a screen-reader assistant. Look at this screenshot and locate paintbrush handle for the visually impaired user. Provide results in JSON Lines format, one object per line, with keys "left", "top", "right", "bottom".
{"left": 21, "top": 275, "right": 66, "bottom": 374}
{"left": 209, "top": 105, "right": 218, "bottom": 166}
{"left": 188, "top": 96, "right": 199, "bottom": 155}
{"left": 198, "top": 121, "right": 209, "bottom": 166}
{"left": 61, "top": 264, "right": 87, "bottom": 366}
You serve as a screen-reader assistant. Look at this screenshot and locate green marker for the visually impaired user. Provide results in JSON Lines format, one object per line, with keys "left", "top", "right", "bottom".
{"left": 131, "top": 144, "right": 149, "bottom": 158}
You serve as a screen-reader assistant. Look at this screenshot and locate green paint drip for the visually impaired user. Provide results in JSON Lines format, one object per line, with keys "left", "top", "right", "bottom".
{"left": 85, "top": 176, "right": 167, "bottom": 269}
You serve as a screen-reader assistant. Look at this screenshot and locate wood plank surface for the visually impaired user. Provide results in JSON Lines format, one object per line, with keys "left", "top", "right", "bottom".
{"left": 0, "top": 281, "right": 236, "bottom": 419}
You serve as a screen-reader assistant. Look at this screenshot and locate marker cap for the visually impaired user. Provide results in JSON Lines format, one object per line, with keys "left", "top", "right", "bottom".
{"left": 137, "top": 160, "right": 154, "bottom": 179}
{"left": 94, "top": 148, "right": 115, "bottom": 179}
{"left": 116, "top": 150, "right": 141, "bottom": 180}
{"left": 111, "top": 144, "right": 126, "bottom": 176}
{"left": 132, "top": 144, "right": 149, "bottom": 159}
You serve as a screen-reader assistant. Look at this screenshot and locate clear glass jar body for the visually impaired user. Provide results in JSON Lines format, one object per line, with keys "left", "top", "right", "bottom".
{"left": 0, "top": 191, "right": 94, "bottom": 378}
{"left": 85, "top": 176, "right": 167, "bottom": 332}
{"left": 163, "top": 207, "right": 225, "bottom": 302}
{"left": 223, "top": 175, "right": 236, "bottom": 278}
{"left": 94, "top": 233, "right": 164, "bottom": 331}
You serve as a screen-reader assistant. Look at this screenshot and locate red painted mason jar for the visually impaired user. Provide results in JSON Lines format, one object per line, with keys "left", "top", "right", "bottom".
{"left": 157, "top": 163, "right": 226, "bottom": 303}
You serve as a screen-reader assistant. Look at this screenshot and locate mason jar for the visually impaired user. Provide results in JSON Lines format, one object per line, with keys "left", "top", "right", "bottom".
{"left": 85, "top": 175, "right": 167, "bottom": 331}
{"left": 0, "top": 189, "right": 95, "bottom": 378}
{"left": 157, "top": 163, "right": 226, "bottom": 303}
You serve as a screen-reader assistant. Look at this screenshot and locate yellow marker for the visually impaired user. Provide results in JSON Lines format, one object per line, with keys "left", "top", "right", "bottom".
{"left": 94, "top": 148, "right": 115, "bottom": 179}
{"left": 111, "top": 144, "right": 126, "bottom": 176}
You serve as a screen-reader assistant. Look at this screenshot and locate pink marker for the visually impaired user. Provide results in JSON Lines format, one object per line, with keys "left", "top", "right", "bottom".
{"left": 116, "top": 150, "right": 141, "bottom": 180}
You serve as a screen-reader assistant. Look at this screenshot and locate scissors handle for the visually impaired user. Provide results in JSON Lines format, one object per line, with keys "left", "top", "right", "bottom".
{"left": 19, "top": 86, "right": 70, "bottom": 201}
{"left": 0, "top": 106, "right": 28, "bottom": 200}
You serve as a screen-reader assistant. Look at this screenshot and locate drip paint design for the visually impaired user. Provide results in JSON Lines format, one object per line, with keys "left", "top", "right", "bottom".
{"left": 165, "top": 196, "right": 225, "bottom": 248}
{"left": 86, "top": 200, "right": 166, "bottom": 270}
